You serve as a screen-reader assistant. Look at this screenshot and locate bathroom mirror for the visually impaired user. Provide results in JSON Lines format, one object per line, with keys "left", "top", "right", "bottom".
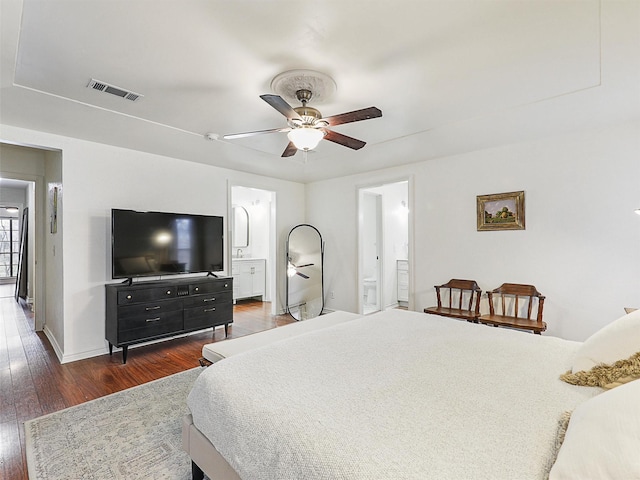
{"left": 232, "top": 205, "right": 249, "bottom": 248}
{"left": 286, "top": 224, "right": 324, "bottom": 321}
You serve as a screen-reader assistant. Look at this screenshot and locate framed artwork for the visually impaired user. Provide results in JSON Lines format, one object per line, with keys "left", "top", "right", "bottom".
{"left": 477, "top": 190, "right": 525, "bottom": 231}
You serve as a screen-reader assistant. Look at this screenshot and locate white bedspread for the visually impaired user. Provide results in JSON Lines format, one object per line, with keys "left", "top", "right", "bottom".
{"left": 187, "top": 309, "right": 600, "bottom": 479}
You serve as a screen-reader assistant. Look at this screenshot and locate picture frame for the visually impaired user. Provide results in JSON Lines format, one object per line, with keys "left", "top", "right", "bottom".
{"left": 477, "top": 190, "right": 525, "bottom": 231}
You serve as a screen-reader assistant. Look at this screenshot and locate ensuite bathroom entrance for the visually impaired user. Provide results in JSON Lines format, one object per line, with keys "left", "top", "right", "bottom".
{"left": 230, "top": 185, "right": 277, "bottom": 315}
{"left": 358, "top": 180, "right": 410, "bottom": 315}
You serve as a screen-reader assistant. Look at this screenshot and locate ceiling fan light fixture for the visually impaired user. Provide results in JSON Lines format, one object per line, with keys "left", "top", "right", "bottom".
{"left": 288, "top": 127, "right": 325, "bottom": 151}
{"left": 287, "top": 262, "right": 297, "bottom": 277}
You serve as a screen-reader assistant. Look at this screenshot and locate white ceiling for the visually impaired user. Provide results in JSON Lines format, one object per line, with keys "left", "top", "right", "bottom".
{"left": 1, "top": 0, "right": 639, "bottom": 183}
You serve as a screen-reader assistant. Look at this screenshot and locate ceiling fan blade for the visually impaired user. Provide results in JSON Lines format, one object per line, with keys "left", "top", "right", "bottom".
{"left": 281, "top": 141, "right": 298, "bottom": 157}
{"left": 323, "top": 106, "right": 382, "bottom": 127}
{"left": 260, "top": 94, "right": 302, "bottom": 122}
{"left": 296, "top": 272, "right": 310, "bottom": 279}
{"left": 223, "top": 127, "right": 290, "bottom": 140}
{"left": 323, "top": 130, "right": 366, "bottom": 150}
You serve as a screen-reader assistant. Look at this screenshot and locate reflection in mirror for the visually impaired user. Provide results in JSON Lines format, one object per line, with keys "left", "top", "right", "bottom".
{"left": 232, "top": 206, "right": 249, "bottom": 248}
{"left": 286, "top": 224, "right": 324, "bottom": 320}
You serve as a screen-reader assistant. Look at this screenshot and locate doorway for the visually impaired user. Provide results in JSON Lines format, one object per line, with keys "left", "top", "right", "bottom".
{"left": 230, "top": 185, "right": 277, "bottom": 315}
{"left": 0, "top": 179, "right": 34, "bottom": 303}
{"left": 358, "top": 180, "right": 410, "bottom": 315}
{"left": 360, "top": 192, "right": 382, "bottom": 314}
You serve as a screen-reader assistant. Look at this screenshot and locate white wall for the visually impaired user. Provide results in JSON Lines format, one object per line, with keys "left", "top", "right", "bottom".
{"left": 1, "top": 125, "right": 305, "bottom": 362}
{"left": 308, "top": 121, "right": 640, "bottom": 341}
{"left": 44, "top": 151, "right": 64, "bottom": 351}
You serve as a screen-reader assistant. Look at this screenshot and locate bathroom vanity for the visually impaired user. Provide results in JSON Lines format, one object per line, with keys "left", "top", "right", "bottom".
{"left": 232, "top": 258, "right": 265, "bottom": 301}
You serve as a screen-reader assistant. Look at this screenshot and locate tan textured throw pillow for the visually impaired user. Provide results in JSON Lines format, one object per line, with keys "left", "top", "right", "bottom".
{"left": 560, "top": 351, "right": 640, "bottom": 389}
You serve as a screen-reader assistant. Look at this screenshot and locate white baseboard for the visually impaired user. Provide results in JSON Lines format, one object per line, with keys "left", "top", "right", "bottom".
{"left": 43, "top": 325, "right": 64, "bottom": 362}
{"left": 57, "top": 326, "right": 225, "bottom": 364}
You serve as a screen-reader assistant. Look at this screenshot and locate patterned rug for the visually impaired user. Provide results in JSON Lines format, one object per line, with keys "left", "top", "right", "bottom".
{"left": 25, "top": 367, "right": 205, "bottom": 480}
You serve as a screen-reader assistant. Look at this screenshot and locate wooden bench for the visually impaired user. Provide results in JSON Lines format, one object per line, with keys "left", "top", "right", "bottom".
{"left": 479, "top": 283, "right": 546, "bottom": 334}
{"left": 424, "top": 279, "right": 482, "bottom": 322}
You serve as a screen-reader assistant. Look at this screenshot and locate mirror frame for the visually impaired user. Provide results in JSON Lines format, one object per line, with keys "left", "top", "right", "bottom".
{"left": 286, "top": 224, "right": 324, "bottom": 321}
{"left": 232, "top": 205, "right": 249, "bottom": 248}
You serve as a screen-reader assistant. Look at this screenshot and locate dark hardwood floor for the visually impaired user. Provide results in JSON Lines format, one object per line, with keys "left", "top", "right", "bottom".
{"left": 0, "top": 286, "right": 293, "bottom": 480}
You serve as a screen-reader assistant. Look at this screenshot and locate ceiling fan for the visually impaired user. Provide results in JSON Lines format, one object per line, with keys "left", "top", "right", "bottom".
{"left": 223, "top": 89, "right": 382, "bottom": 157}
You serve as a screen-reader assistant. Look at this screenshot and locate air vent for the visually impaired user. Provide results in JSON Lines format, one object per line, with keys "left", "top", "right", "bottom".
{"left": 87, "top": 78, "right": 143, "bottom": 102}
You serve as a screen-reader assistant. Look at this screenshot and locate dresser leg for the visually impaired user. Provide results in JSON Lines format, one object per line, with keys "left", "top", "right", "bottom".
{"left": 122, "top": 346, "right": 128, "bottom": 364}
{"left": 109, "top": 343, "right": 113, "bottom": 356}
{"left": 224, "top": 323, "right": 229, "bottom": 337}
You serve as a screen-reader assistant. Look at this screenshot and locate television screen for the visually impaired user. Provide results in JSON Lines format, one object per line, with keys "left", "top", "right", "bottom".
{"left": 111, "top": 209, "right": 224, "bottom": 279}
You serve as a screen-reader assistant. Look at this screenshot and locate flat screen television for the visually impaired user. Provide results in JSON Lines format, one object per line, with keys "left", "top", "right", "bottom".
{"left": 111, "top": 209, "right": 224, "bottom": 279}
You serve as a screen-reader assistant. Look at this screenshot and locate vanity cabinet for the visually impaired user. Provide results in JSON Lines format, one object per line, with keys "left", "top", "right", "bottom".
{"left": 397, "top": 260, "right": 409, "bottom": 305}
{"left": 232, "top": 259, "right": 265, "bottom": 301}
{"left": 105, "top": 276, "right": 233, "bottom": 363}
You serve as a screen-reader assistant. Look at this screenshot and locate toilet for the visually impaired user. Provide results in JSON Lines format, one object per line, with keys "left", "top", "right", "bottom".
{"left": 363, "top": 277, "right": 377, "bottom": 305}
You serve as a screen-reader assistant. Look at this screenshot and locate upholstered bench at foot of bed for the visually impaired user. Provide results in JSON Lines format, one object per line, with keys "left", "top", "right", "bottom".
{"left": 201, "top": 310, "right": 362, "bottom": 364}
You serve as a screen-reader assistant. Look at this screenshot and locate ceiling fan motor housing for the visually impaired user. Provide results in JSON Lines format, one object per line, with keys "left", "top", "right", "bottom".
{"left": 292, "top": 106, "right": 325, "bottom": 126}
{"left": 291, "top": 89, "right": 327, "bottom": 127}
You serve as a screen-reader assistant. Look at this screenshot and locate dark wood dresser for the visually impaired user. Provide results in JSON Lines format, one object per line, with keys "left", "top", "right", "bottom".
{"left": 106, "top": 276, "right": 233, "bottom": 363}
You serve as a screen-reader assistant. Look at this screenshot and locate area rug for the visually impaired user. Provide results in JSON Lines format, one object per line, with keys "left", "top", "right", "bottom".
{"left": 25, "top": 367, "right": 205, "bottom": 480}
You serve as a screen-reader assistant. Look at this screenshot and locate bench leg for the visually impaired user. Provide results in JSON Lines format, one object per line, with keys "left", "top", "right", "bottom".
{"left": 192, "top": 461, "right": 204, "bottom": 480}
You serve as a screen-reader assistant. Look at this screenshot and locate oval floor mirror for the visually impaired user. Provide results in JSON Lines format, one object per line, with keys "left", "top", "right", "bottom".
{"left": 286, "top": 224, "right": 324, "bottom": 320}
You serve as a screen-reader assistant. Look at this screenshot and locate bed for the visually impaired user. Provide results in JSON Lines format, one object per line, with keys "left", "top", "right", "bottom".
{"left": 184, "top": 308, "right": 640, "bottom": 479}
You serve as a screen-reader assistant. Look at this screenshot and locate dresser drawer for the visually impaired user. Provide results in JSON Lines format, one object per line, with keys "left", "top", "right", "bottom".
{"left": 117, "top": 286, "right": 177, "bottom": 305}
{"left": 118, "top": 310, "right": 183, "bottom": 333}
{"left": 183, "top": 290, "right": 232, "bottom": 308}
{"left": 117, "top": 299, "right": 182, "bottom": 319}
{"left": 184, "top": 302, "right": 233, "bottom": 331}
{"left": 117, "top": 311, "right": 183, "bottom": 343}
{"left": 189, "top": 279, "right": 232, "bottom": 296}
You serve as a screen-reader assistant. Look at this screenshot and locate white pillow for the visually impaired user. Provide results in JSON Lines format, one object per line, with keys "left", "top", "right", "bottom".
{"left": 548, "top": 379, "right": 640, "bottom": 479}
{"left": 572, "top": 309, "right": 640, "bottom": 373}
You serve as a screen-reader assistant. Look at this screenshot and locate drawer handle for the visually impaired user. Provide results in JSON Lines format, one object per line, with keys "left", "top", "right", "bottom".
{"left": 145, "top": 306, "right": 161, "bottom": 311}
{"left": 146, "top": 317, "right": 161, "bottom": 322}
{"left": 204, "top": 307, "right": 216, "bottom": 312}
{"left": 194, "top": 287, "right": 199, "bottom": 292}
{"left": 166, "top": 290, "right": 172, "bottom": 295}
{"left": 224, "top": 283, "right": 228, "bottom": 288}
{"left": 126, "top": 295, "right": 132, "bottom": 300}
{"left": 203, "top": 297, "right": 216, "bottom": 302}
